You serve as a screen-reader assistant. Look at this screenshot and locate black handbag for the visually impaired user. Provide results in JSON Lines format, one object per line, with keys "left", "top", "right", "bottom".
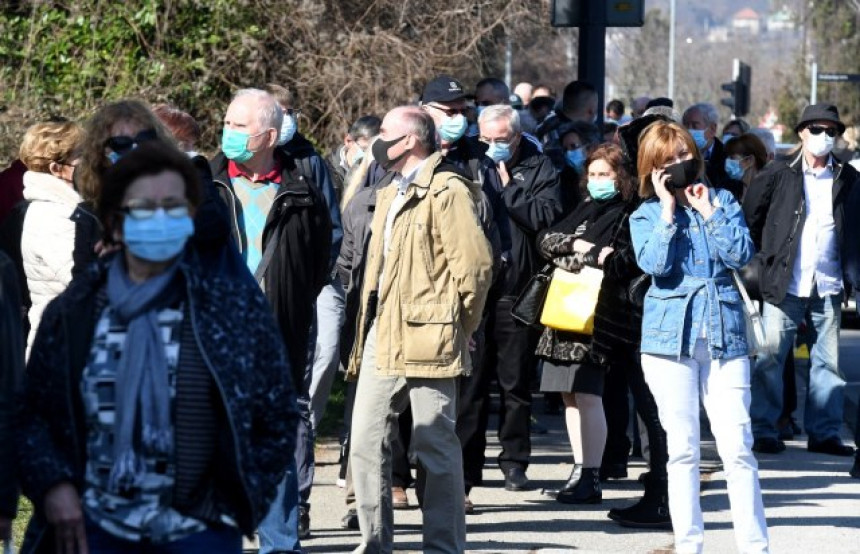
{"left": 739, "top": 253, "right": 764, "bottom": 302}
{"left": 511, "top": 264, "right": 552, "bottom": 326}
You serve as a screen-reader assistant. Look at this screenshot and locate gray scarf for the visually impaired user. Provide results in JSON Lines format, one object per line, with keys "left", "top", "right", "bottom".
{"left": 106, "top": 255, "right": 181, "bottom": 492}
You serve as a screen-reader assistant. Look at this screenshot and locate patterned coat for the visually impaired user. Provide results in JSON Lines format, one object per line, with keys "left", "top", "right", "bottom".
{"left": 16, "top": 249, "right": 297, "bottom": 552}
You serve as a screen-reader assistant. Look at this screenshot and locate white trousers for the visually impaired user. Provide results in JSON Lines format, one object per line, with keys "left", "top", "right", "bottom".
{"left": 641, "top": 340, "right": 769, "bottom": 554}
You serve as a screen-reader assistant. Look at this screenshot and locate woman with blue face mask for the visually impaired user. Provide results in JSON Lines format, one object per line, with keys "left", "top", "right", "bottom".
{"left": 17, "top": 143, "right": 297, "bottom": 554}
{"left": 558, "top": 122, "right": 600, "bottom": 211}
{"left": 723, "top": 133, "right": 768, "bottom": 200}
{"left": 535, "top": 144, "right": 648, "bottom": 508}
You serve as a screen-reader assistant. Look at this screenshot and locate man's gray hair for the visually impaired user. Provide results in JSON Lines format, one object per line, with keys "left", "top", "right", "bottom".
{"left": 233, "top": 88, "right": 283, "bottom": 132}
{"left": 478, "top": 105, "right": 522, "bottom": 135}
{"left": 643, "top": 106, "right": 682, "bottom": 123}
{"left": 750, "top": 128, "right": 777, "bottom": 157}
{"left": 399, "top": 106, "right": 437, "bottom": 153}
{"left": 683, "top": 103, "right": 720, "bottom": 127}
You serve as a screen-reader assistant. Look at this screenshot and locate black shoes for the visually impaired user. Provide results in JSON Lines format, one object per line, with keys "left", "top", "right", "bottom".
{"left": 599, "top": 462, "right": 628, "bottom": 481}
{"left": 503, "top": 467, "right": 531, "bottom": 491}
{"left": 341, "top": 508, "right": 359, "bottom": 530}
{"left": 541, "top": 464, "right": 582, "bottom": 498}
{"left": 608, "top": 493, "right": 672, "bottom": 529}
{"left": 808, "top": 437, "right": 855, "bottom": 457}
{"left": 298, "top": 505, "right": 310, "bottom": 540}
{"left": 557, "top": 467, "right": 601, "bottom": 504}
{"left": 850, "top": 450, "right": 860, "bottom": 478}
{"left": 752, "top": 437, "right": 786, "bottom": 454}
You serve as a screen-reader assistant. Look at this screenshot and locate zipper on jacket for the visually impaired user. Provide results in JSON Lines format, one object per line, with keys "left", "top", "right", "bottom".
{"left": 784, "top": 196, "right": 806, "bottom": 273}
{"left": 184, "top": 276, "right": 256, "bottom": 528}
{"left": 213, "top": 179, "right": 244, "bottom": 254}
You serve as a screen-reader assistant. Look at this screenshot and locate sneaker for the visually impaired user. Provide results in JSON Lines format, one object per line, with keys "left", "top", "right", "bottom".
{"left": 298, "top": 505, "right": 310, "bottom": 539}
{"left": 464, "top": 494, "right": 475, "bottom": 514}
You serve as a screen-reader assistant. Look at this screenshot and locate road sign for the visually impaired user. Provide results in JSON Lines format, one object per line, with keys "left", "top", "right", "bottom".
{"left": 551, "top": 0, "right": 644, "bottom": 27}
{"left": 817, "top": 73, "right": 860, "bottom": 83}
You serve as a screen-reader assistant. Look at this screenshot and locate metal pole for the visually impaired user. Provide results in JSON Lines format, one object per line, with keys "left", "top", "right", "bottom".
{"left": 668, "top": 0, "right": 676, "bottom": 98}
{"left": 811, "top": 61, "right": 818, "bottom": 105}
{"left": 505, "top": 36, "right": 513, "bottom": 91}
{"left": 578, "top": 0, "right": 606, "bottom": 126}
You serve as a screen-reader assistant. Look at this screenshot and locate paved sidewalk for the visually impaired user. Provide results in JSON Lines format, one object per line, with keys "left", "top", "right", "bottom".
{"left": 292, "top": 411, "right": 860, "bottom": 554}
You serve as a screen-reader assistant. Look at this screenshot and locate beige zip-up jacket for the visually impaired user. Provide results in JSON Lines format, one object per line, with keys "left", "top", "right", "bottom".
{"left": 348, "top": 152, "right": 493, "bottom": 379}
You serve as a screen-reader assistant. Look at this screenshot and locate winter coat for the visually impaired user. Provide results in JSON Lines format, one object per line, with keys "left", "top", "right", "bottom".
{"left": 500, "top": 138, "right": 565, "bottom": 297}
{"left": 16, "top": 249, "right": 297, "bottom": 552}
{"left": 210, "top": 151, "right": 332, "bottom": 388}
{"left": 348, "top": 153, "right": 493, "bottom": 379}
{"left": 20, "top": 171, "right": 82, "bottom": 354}
{"left": 0, "top": 250, "right": 23, "bottom": 521}
{"left": 535, "top": 196, "right": 642, "bottom": 364}
{"left": 742, "top": 150, "right": 860, "bottom": 305}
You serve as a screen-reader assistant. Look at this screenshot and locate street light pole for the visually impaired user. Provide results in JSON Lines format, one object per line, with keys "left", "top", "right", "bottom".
{"left": 668, "top": 0, "right": 676, "bottom": 98}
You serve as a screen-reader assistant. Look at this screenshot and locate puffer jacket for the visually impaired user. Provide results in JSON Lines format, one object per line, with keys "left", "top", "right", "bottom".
{"left": 16, "top": 249, "right": 297, "bottom": 552}
{"left": 20, "top": 171, "right": 82, "bottom": 354}
{"left": 348, "top": 152, "right": 494, "bottom": 379}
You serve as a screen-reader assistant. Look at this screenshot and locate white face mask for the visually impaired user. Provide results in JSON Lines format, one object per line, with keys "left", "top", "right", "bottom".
{"left": 805, "top": 131, "right": 835, "bottom": 158}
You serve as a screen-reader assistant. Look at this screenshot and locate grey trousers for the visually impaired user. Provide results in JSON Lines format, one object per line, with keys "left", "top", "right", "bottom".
{"left": 350, "top": 324, "right": 466, "bottom": 554}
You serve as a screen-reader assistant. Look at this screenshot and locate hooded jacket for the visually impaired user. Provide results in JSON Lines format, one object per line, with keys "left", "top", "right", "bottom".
{"left": 348, "top": 152, "right": 493, "bottom": 379}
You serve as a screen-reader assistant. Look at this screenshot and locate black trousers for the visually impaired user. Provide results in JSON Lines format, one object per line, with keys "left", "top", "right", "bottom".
{"left": 457, "top": 295, "right": 538, "bottom": 490}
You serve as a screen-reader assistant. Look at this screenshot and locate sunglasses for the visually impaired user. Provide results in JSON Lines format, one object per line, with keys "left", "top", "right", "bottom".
{"left": 807, "top": 125, "right": 838, "bottom": 138}
{"left": 120, "top": 199, "right": 190, "bottom": 220}
{"left": 105, "top": 129, "right": 158, "bottom": 154}
{"left": 426, "top": 104, "right": 467, "bottom": 117}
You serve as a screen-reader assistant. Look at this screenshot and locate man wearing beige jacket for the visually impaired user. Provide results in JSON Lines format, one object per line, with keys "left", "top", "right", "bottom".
{"left": 348, "top": 106, "right": 493, "bottom": 554}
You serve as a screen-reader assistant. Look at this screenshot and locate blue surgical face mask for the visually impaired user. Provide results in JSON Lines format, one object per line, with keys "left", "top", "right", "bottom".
{"left": 565, "top": 147, "right": 586, "bottom": 172}
{"left": 123, "top": 209, "right": 194, "bottom": 262}
{"left": 586, "top": 179, "right": 618, "bottom": 201}
{"left": 107, "top": 151, "right": 123, "bottom": 165}
{"left": 688, "top": 128, "right": 708, "bottom": 150}
{"left": 221, "top": 127, "right": 258, "bottom": 163}
{"left": 476, "top": 105, "right": 486, "bottom": 118}
{"left": 278, "top": 115, "right": 297, "bottom": 146}
{"left": 350, "top": 147, "right": 365, "bottom": 167}
{"left": 722, "top": 133, "right": 737, "bottom": 144}
{"left": 485, "top": 141, "right": 511, "bottom": 164}
{"left": 725, "top": 158, "right": 745, "bottom": 180}
{"left": 438, "top": 114, "right": 467, "bottom": 143}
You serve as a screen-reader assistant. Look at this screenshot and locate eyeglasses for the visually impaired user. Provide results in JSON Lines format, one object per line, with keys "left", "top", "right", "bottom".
{"left": 284, "top": 108, "right": 302, "bottom": 117}
{"left": 426, "top": 104, "right": 467, "bottom": 117}
{"left": 120, "top": 199, "right": 190, "bottom": 220}
{"left": 105, "top": 130, "right": 158, "bottom": 154}
{"left": 807, "top": 125, "right": 838, "bottom": 138}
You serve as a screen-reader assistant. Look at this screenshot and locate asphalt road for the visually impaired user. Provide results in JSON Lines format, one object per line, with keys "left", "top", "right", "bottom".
{"left": 252, "top": 330, "right": 860, "bottom": 553}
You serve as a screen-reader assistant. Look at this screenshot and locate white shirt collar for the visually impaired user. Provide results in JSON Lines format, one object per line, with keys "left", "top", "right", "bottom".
{"left": 801, "top": 153, "right": 835, "bottom": 175}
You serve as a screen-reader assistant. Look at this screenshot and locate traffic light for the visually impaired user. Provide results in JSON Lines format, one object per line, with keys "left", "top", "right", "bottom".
{"left": 721, "top": 59, "right": 751, "bottom": 117}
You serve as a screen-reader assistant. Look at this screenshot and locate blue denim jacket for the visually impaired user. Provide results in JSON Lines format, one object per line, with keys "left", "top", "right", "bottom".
{"left": 630, "top": 188, "right": 754, "bottom": 359}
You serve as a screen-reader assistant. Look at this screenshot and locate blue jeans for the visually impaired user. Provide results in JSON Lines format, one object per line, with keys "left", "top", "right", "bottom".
{"left": 258, "top": 327, "right": 316, "bottom": 553}
{"left": 86, "top": 519, "right": 241, "bottom": 554}
{"left": 751, "top": 290, "right": 844, "bottom": 442}
{"left": 258, "top": 458, "right": 302, "bottom": 554}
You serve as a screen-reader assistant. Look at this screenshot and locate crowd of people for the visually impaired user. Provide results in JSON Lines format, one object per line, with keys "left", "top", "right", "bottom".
{"left": 0, "top": 72, "right": 859, "bottom": 554}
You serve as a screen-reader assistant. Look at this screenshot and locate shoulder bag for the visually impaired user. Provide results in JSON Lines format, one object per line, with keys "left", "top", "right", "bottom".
{"left": 510, "top": 264, "right": 552, "bottom": 326}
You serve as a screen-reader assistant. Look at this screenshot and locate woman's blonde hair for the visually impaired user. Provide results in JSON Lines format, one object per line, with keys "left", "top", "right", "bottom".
{"left": 77, "top": 100, "right": 175, "bottom": 204}
{"left": 636, "top": 121, "right": 704, "bottom": 198}
{"left": 19, "top": 121, "right": 83, "bottom": 174}
{"left": 340, "top": 136, "right": 378, "bottom": 210}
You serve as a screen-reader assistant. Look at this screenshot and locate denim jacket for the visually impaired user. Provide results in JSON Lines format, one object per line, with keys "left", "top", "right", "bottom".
{"left": 630, "top": 188, "right": 754, "bottom": 360}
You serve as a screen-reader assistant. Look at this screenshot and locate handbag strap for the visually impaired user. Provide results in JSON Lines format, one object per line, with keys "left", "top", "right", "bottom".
{"left": 731, "top": 269, "right": 760, "bottom": 317}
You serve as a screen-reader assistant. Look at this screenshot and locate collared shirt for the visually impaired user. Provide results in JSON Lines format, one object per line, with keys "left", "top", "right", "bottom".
{"left": 788, "top": 156, "right": 842, "bottom": 298}
{"left": 379, "top": 160, "right": 426, "bottom": 289}
{"left": 228, "top": 160, "right": 282, "bottom": 274}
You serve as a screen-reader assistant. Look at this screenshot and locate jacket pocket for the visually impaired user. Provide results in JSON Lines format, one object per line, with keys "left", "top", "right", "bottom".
{"left": 642, "top": 288, "right": 689, "bottom": 339}
{"left": 717, "top": 288, "right": 746, "bottom": 343}
{"left": 401, "top": 303, "right": 456, "bottom": 365}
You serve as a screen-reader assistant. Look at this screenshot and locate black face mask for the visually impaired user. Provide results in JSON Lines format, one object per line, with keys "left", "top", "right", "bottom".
{"left": 665, "top": 159, "right": 701, "bottom": 189}
{"left": 372, "top": 135, "right": 408, "bottom": 171}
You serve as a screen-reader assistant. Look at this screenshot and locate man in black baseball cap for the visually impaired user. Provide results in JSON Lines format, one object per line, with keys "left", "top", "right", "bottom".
{"left": 744, "top": 102, "right": 860, "bottom": 462}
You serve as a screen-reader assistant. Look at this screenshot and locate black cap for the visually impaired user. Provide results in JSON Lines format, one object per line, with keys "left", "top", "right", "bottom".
{"left": 422, "top": 75, "right": 466, "bottom": 104}
{"left": 795, "top": 103, "right": 845, "bottom": 134}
